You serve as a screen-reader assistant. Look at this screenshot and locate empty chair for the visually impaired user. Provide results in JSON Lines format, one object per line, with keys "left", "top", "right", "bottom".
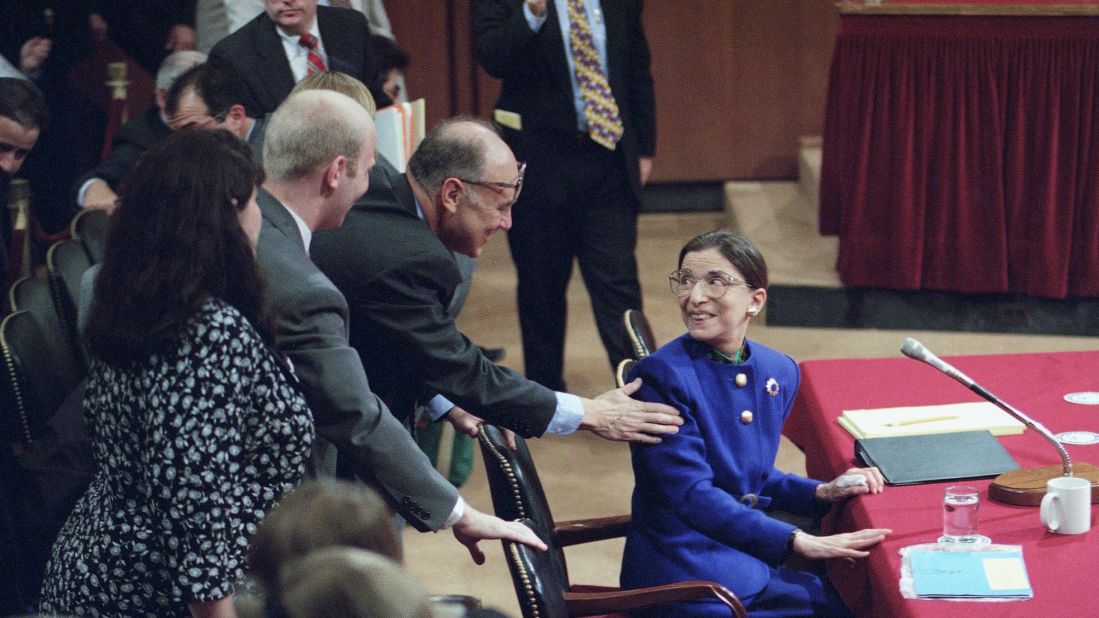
{"left": 46, "top": 239, "right": 92, "bottom": 361}
{"left": 623, "top": 309, "right": 657, "bottom": 359}
{"left": 477, "top": 425, "right": 747, "bottom": 618}
{"left": 9, "top": 276, "right": 85, "bottom": 378}
{"left": 1, "top": 311, "right": 62, "bottom": 449}
{"left": 69, "top": 208, "right": 111, "bottom": 264}
{"left": 0, "top": 309, "right": 93, "bottom": 612}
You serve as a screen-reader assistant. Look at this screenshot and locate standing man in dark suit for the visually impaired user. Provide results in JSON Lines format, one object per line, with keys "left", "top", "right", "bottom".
{"left": 207, "top": 0, "right": 388, "bottom": 116}
{"left": 311, "top": 118, "right": 681, "bottom": 445}
{"left": 258, "top": 90, "right": 544, "bottom": 561}
{"left": 474, "top": 0, "right": 656, "bottom": 392}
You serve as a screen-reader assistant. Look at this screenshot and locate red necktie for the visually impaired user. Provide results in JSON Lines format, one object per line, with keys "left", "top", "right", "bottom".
{"left": 299, "top": 33, "right": 327, "bottom": 74}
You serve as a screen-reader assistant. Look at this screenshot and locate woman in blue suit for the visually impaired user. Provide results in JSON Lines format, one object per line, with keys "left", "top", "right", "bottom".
{"left": 620, "top": 229, "right": 890, "bottom": 617}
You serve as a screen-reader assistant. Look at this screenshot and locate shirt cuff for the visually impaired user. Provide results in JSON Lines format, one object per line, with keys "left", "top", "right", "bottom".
{"left": 428, "top": 394, "right": 455, "bottom": 421}
{"left": 77, "top": 178, "right": 102, "bottom": 207}
{"left": 443, "top": 496, "right": 465, "bottom": 529}
{"left": 523, "top": 3, "right": 547, "bottom": 31}
{"left": 545, "top": 391, "right": 584, "bottom": 435}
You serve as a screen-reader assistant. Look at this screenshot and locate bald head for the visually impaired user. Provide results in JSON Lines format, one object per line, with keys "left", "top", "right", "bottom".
{"left": 409, "top": 118, "right": 520, "bottom": 258}
{"left": 263, "top": 89, "right": 375, "bottom": 182}
{"left": 407, "top": 117, "right": 510, "bottom": 192}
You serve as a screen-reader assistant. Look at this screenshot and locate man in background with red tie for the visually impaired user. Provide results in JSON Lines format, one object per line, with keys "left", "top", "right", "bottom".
{"left": 474, "top": 0, "right": 656, "bottom": 392}
{"left": 207, "top": 0, "right": 389, "bottom": 116}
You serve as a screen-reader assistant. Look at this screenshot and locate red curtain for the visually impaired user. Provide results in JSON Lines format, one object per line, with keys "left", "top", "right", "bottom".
{"left": 820, "top": 16, "right": 1099, "bottom": 298}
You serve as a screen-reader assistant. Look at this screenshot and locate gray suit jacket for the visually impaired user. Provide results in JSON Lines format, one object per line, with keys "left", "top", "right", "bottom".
{"left": 256, "top": 188, "right": 458, "bottom": 532}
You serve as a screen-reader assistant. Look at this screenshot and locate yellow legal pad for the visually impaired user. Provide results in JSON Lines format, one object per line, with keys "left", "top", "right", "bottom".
{"left": 838, "top": 401, "right": 1025, "bottom": 440}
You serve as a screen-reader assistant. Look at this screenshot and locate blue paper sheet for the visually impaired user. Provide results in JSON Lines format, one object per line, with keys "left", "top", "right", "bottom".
{"left": 909, "top": 548, "right": 1033, "bottom": 598}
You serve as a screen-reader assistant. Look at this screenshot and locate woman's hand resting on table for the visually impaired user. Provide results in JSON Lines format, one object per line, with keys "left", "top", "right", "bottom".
{"left": 791, "top": 528, "right": 891, "bottom": 565}
{"left": 814, "top": 466, "right": 885, "bottom": 503}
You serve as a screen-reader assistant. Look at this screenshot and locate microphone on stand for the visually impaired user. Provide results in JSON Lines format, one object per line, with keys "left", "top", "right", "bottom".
{"left": 899, "top": 338, "right": 1099, "bottom": 505}
{"left": 900, "top": 337, "right": 1071, "bottom": 476}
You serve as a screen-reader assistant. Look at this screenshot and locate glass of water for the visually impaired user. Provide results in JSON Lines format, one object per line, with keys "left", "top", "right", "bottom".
{"left": 939, "top": 485, "right": 990, "bottom": 545}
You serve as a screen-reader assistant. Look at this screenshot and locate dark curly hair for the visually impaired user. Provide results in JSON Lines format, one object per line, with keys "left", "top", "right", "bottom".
{"left": 84, "top": 129, "right": 269, "bottom": 366}
{"left": 678, "top": 228, "right": 768, "bottom": 290}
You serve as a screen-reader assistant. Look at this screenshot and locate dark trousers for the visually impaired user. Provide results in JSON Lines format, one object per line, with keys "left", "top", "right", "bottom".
{"left": 506, "top": 131, "right": 642, "bottom": 391}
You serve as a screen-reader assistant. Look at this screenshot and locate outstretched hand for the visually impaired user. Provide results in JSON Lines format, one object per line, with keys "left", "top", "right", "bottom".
{"left": 446, "top": 408, "right": 517, "bottom": 450}
{"left": 452, "top": 506, "right": 547, "bottom": 564}
{"left": 792, "top": 528, "right": 891, "bottom": 565}
{"left": 579, "top": 378, "right": 683, "bottom": 444}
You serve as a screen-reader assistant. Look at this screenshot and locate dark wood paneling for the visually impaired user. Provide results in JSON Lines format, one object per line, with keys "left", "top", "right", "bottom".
{"left": 384, "top": 0, "right": 837, "bottom": 182}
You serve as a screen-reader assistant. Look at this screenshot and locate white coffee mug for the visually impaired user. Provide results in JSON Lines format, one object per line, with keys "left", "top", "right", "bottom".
{"left": 1040, "top": 476, "right": 1092, "bottom": 535}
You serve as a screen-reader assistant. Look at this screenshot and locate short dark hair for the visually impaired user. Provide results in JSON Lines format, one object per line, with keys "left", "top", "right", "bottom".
{"left": 84, "top": 129, "right": 268, "bottom": 366}
{"left": 165, "top": 64, "right": 250, "bottom": 118}
{"left": 368, "top": 35, "right": 410, "bottom": 72}
{"left": 678, "top": 228, "right": 768, "bottom": 289}
{"left": 406, "top": 117, "right": 499, "bottom": 191}
{"left": 0, "top": 77, "right": 49, "bottom": 131}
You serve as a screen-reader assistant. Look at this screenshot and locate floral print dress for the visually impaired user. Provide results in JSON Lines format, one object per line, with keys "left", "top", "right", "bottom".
{"left": 40, "top": 298, "right": 313, "bottom": 617}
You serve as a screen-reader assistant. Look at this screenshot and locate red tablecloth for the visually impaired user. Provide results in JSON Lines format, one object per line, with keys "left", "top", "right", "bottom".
{"left": 819, "top": 15, "right": 1099, "bottom": 297}
{"left": 784, "top": 350, "right": 1099, "bottom": 617}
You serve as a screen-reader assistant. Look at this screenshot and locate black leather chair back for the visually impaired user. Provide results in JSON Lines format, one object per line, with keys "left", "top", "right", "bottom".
{"left": 0, "top": 311, "right": 57, "bottom": 450}
{"left": 501, "top": 518, "right": 570, "bottom": 618}
{"left": 477, "top": 424, "right": 570, "bottom": 586}
{"left": 9, "top": 276, "right": 85, "bottom": 379}
{"left": 46, "top": 239, "right": 92, "bottom": 364}
{"left": 70, "top": 208, "right": 111, "bottom": 264}
{"left": 624, "top": 309, "right": 656, "bottom": 359}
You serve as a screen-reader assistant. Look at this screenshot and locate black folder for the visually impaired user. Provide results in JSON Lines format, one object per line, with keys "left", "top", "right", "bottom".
{"left": 855, "top": 430, "right": 1019, "bottom": 486}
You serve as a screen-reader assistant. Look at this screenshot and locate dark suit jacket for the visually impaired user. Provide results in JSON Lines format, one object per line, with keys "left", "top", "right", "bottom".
{"left": 207, "top": 5, "right": 388, "bottom": 116}
{"left": 310, "top": 167, "right": 558, "bottom": 436}
{"left": 474, "top": 0, "right": 656, "bottom": 197}
{"left": 72, "top": 106, "right": 170, "bottom": 201}
{"left": 256, "top": 188, "right": 458, "bottom": 532}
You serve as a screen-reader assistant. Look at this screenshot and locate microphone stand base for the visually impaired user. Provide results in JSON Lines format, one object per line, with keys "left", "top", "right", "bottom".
{"left": 989, "top": 462, "right": 1099, "bottom": 506}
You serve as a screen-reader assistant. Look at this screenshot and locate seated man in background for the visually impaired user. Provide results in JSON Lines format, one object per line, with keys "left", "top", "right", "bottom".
{"left": 0, "top": 77, "right": 47, "bottom": 290}
{"left": 162, "top": 64, "right": 266, "bottom": 150}
{"left": 75, "top": 49, "right": 205, "bottom": 213}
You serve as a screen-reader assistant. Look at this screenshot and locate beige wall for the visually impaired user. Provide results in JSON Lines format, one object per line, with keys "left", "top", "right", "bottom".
{"left": 389, "top": 0, "right": 838, "bottom": 182}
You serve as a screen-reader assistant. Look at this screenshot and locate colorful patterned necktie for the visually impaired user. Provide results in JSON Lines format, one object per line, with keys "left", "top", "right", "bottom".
{"left": 565, "top": 0, "right": 623, "bottom": 150}
{"left": 299, "top": 33, "right": 327, "bottom": 74}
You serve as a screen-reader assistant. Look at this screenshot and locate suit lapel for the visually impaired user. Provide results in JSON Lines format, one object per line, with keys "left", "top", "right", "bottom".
{"left": 541, "top": 1, "right": 574, "bottom": 104}
{"left": 316, "top": 6, "right": 360, "bottom": 76}
{"left": 254, "top": 14, "right": 298, "bottom": 109}
{"left": 600, "top": 0, "right": 627, "bottom": 87}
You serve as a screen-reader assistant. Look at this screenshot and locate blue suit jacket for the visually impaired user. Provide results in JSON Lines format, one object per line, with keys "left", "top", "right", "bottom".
{"left": 621, "top": 334, "right": 825, "bottom": 600}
